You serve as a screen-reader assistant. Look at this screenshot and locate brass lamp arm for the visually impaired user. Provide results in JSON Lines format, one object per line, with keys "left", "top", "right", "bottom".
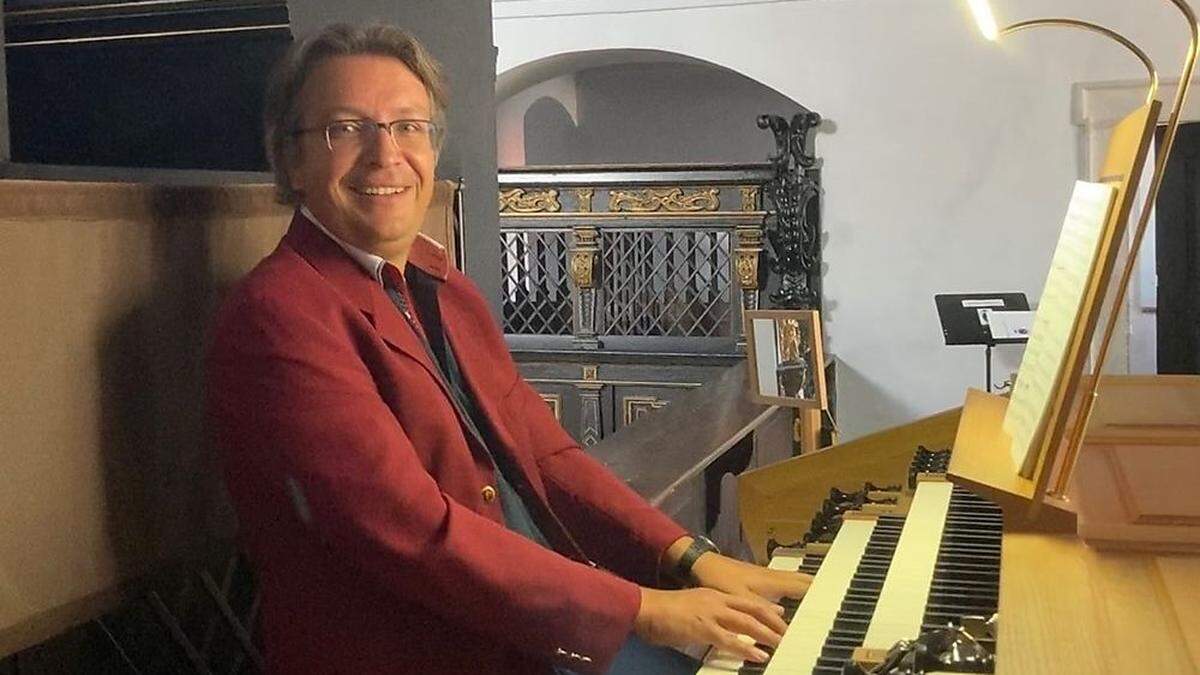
{"left": 1000, "top": 18, "right": 1159, "bottom": 104}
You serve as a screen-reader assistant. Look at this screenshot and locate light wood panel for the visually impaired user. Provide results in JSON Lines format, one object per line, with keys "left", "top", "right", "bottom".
{"left": 998, "top": 533, "right": 1199, "bottom": 674}
{"left": 949, "top": 389, "right": 1076, "bottom": 531}
{"left": 739, "top": 406, "right": 961, "bottom": 563}
{"left": 1070, "top": 375, "right": 1200, "bottom": 551}
{"left": 1155, "top": 556, "right": 1200, "bottom": 667}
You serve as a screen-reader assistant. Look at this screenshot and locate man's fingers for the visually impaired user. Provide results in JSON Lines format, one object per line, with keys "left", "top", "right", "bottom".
{"left": 751, "top": 571, "right": 813, "bottom": 601}
{"left": 717, "top": 607, "right": 783, "bottom": 649}
{"left": 713, "top": 631, "right": 770, "bottom": 664}
{"left": 635, "top": 585, "right": 797, "bottom": 660}
{"left": 780, "top": 571, "right": 813, "bottom": 598}
{"left": 726, "top": 592, "right": 782, "bottom": 615}
{"left": 726, "top": 595, "right": 789, "bottom": 635}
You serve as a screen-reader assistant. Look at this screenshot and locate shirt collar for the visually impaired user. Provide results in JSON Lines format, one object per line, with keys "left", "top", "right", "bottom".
{"left": 297, "top": 205, "right": 451, "bottom": 283}
{"left": 301, "top": 205, "right": 390, "bottom": 286}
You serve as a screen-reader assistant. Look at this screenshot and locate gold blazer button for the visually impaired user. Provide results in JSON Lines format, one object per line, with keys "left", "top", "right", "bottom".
{"left": 481, "top": 485, "right": 498, "bottom": 503}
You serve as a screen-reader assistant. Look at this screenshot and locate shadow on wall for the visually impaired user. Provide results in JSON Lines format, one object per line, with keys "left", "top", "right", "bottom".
{"left": 500, "top": 52, "right": 807, "bottom": 166}
{"left": 0, "top": 179, "right": 288, "bottom": 668}
{"left": 831, "top": 360, "right": 920, "bottom": 442}
{"left": 525, "top": 96, "right": 584, "bottom": 166}
{"left": 99, "top": 188, "right": 239, "bottom": 580}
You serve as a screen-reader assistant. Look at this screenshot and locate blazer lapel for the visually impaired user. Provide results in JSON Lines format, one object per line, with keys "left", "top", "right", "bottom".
{"left": 281, "top": 211, "right": 444, "bottom": 386}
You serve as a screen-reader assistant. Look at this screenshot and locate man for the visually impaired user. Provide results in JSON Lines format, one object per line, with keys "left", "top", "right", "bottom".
{"left": 208, "top": 22, "right": 809, "bottom": 674}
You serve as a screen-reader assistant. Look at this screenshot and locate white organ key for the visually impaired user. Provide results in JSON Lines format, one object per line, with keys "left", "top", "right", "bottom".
{"left": 766, "top": 549, "right": 806, "bottom": 572}
{"left": 861, "top": 480, "right": 954, "bottom": 651}
{"left": 764, "top": 517, "right": 878, "bottom": 674}
{"left": 695, "top": 549, "right": 807, "bottom": 673}
{"left": 696, "top": 634, "right": 759, "bottom": 674}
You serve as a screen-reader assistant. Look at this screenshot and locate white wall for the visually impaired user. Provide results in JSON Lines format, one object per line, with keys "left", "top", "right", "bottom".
{"left": 494, "top": 0, "right": 1190, "bottom": 438}
{"left": 498, "top": 60, "right": 802, "bottom": 165}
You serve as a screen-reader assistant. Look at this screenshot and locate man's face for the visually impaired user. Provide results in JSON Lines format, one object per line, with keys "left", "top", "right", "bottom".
{"left": 288, "top": 54, "right": 438, "bottom": 263}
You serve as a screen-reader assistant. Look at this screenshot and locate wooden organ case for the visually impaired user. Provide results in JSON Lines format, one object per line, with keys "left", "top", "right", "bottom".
{"left": 702, "top": 95, "right": 1200, "bottom": 673}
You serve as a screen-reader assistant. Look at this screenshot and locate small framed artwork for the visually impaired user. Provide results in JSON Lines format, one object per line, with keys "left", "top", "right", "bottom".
{"left": 744, "top": 309, "right": 827, "bottom": 409}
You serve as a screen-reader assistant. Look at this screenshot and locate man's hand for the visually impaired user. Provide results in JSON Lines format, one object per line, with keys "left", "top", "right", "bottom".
{"left": 660, "top": 536, "right": 812, "bottom": 605}
{"left": 691, "top": 552, "right": 813, "bottom": 604}
{"left": 634, "top": 587, "right": 786, "bottom": 663}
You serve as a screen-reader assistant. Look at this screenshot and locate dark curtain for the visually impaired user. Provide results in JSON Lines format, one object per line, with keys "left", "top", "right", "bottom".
{"left": 4, "top": 2, "right": 290, "bottom": 171}
{"left": 1155, "top": 122, "right": 1200, "bottom": 374}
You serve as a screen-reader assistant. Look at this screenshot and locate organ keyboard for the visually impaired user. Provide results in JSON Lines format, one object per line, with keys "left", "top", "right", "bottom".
{"left": 699, "top": 447, "right": 1003, "bottom": 674}
{"left": 724, "top": 397, "right": 1200, "bottom": 674}
{"left": 764, "top": 516, "right": 879, "bottom": 674}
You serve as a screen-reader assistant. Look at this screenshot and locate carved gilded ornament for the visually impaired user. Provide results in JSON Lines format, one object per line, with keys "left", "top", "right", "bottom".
{"left": 740, "top": 186, "right": 760, "bottom": 212}
{"left": 498, "top": 188, "right": 562, "bottom": 213}
{"left": 608, "top": 187, "right": 719, "bottom": 213}
{"left": 575, "top": 188, "right": 595, "bottom": 213}
{"left": 570, "top": 251, "right": 595, "bottom": 288}
{"left": 735, "top": 252, "right": 759, "bottom": 289}
{"left": 582, "top": 365, "right": 599, "bottom": 381}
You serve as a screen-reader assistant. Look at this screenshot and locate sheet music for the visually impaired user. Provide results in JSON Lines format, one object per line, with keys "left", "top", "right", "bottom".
{"left": 1003, "top": 181, "right": 1117, "bottom": 476}
{"left": 983, "top": 310, "right": 1033, "bottom": 340}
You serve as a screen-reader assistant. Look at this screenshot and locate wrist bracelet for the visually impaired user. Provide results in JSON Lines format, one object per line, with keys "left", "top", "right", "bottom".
{"left": 672, "top": 535, "right": 720, "bottom": 585}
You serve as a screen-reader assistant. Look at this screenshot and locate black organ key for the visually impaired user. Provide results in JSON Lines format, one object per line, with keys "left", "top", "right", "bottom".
{"left": 920, "top": 487, "right": 1002, "bottom": 657}
{"left": 809, "top": 515, "right": 904, "bottom": 674}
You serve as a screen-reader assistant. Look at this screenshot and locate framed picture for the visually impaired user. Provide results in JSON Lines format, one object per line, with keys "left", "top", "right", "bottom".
{"left": 744, "top": 309, "right": 827, "bottom": 409}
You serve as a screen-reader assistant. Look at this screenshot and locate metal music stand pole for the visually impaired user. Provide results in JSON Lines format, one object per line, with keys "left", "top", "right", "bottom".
{"left": 985, "top": 343, "right": 994, "bottom": 393}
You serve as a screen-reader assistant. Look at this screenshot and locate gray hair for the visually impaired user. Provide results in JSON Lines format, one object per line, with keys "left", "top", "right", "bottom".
{"left": 263, "top": 23, "right": 448, "bottom": 205}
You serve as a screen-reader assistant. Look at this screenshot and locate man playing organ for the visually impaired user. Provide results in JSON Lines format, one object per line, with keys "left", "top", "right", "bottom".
{"left": 206, "top": 21, "right": 810, "bottom": 674}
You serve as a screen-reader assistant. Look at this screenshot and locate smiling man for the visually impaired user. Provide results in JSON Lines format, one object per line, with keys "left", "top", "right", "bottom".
{"left": 207, "top": 22, "right": 809, "bottom": 675}
{"left": 286, "top": 52, "right": 437, "bottom": 267}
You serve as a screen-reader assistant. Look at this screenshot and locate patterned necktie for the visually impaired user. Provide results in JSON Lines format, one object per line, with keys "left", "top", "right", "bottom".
{"left": 381, "top": 263, "right": 415, "bottom": 322}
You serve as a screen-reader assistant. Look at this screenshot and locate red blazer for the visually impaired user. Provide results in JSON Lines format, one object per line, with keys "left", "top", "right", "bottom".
{"left": 207, "top": 212, "right": 686, "bottom": 674}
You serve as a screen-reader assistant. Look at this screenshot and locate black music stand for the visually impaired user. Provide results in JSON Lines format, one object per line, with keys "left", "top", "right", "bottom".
{"left": 935, "top": 292, "right": 1030, "bottom": 392}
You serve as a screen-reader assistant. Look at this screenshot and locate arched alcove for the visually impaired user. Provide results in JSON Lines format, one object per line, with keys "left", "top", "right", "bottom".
{"left": 497, "top": 49, "right": 808, "bottom": 167}
{"left": 523, "top": 96, "right": 582, "bottom": 165}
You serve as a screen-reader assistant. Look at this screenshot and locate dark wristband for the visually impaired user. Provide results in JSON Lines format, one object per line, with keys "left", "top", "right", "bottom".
{"left": 672, "top": 536, "right": 720, "bottom": 585}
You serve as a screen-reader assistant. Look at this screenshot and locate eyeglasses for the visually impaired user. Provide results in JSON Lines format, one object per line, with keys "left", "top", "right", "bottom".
{"left": 292, "top": 118, "right": 441, "bottom": 152}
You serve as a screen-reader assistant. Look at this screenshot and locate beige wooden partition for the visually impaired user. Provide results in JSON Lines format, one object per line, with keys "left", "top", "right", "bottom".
{"left": 0, "top": 178, "right": 458, "bottom": 656}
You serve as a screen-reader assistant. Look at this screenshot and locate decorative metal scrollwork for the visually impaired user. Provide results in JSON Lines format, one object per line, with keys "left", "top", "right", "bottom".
{"left": 499, "top": 188, "right": 562, "bottom": 213}
{"left": 609, "top": 187, "right": 719, "bottom": 212}
{"left": 758, "top": 107, "right": 823, "bottom": 309}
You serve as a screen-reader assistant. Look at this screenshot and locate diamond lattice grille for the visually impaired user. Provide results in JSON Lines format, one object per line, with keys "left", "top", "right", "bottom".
{"left": 602, "top": 229, "right": 732, "bottom": 337}
{"left": 501, "top": 229, "right": 572, "bottom": 335}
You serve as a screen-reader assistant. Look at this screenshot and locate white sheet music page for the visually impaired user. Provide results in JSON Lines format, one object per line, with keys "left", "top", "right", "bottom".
{"left": 984, "top": 310, "right": 1034, "bottom": 340}
{"left": 1002, "top": 180, "right": 1117, "bottom": 476}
